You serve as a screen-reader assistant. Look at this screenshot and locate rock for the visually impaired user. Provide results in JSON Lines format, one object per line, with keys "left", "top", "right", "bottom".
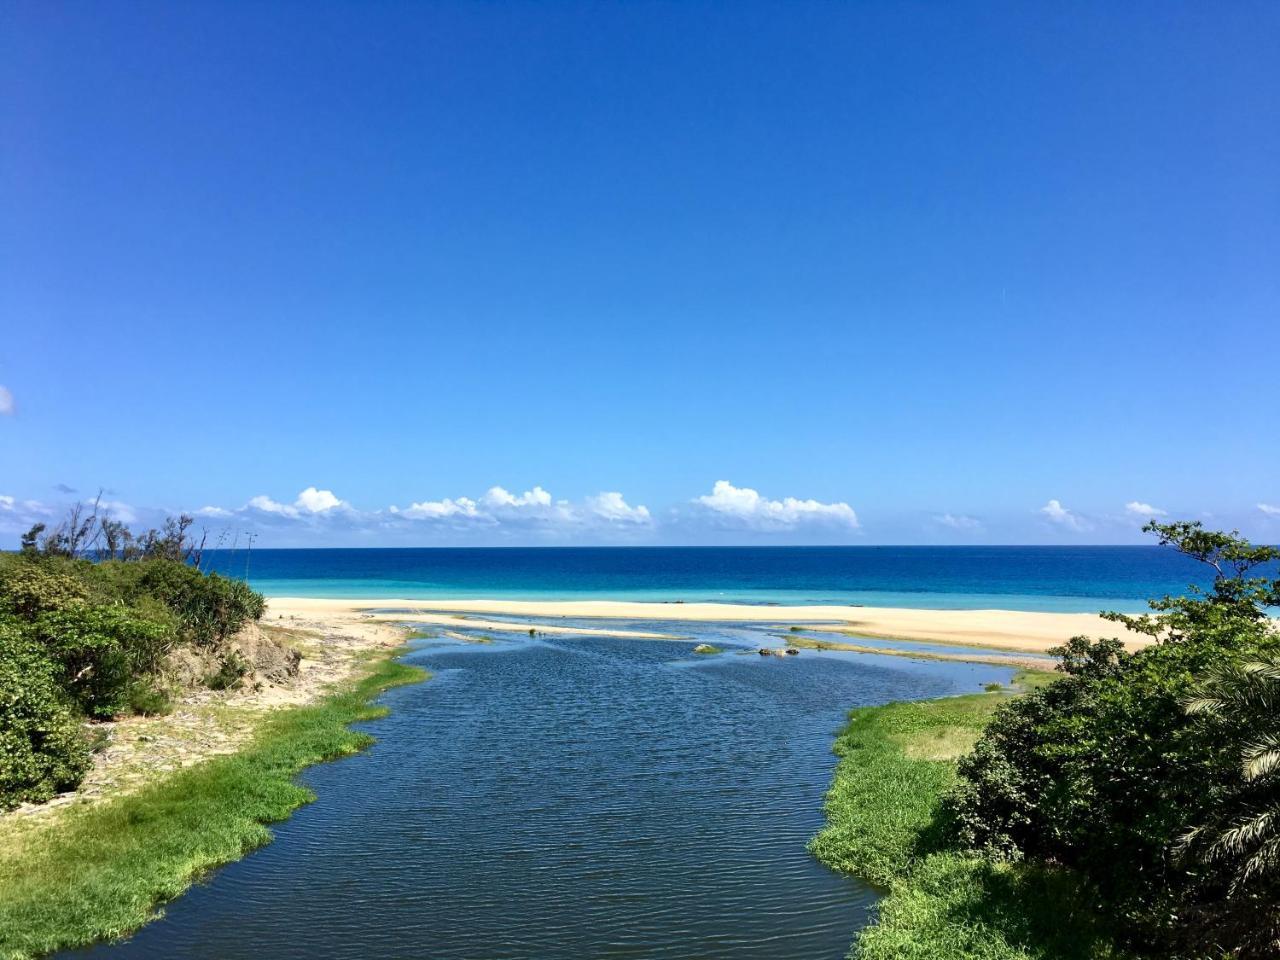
{"left": 785, "top": 648, "right": 799, "bottom": 656}
{"left": 692, "top": 644, "right": 721, "bottom": 655}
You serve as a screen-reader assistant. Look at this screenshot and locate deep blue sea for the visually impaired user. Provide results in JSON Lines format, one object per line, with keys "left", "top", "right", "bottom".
{"left": 201, "top": 545, "right": 1216, "bottom": 613}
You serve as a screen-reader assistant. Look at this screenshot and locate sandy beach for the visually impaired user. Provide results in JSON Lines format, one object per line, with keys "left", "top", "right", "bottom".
{"left": 266, "top": 597, "right": 1154, "bottom": 653}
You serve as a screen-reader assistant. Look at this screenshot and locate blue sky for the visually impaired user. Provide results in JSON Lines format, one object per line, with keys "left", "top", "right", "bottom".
{"left": 2, "top": 1, "right": 1277, "bottom": 546}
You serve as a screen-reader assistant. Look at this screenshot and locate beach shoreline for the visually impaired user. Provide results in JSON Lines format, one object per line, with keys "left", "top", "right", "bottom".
{"left": 266, "top": 596, "right": 1154, "bottom": 654}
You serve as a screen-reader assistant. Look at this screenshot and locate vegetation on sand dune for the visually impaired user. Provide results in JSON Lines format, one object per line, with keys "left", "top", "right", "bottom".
{"left": 0, "top": 653, "right": 427, "bottom": 960}
{"left": 0, "top": 503, "right": 267, "bottom": 811}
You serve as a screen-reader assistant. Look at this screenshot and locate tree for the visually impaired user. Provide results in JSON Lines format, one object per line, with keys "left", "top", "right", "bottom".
{"left": 946, "top": 521, "right": 1280, "bottom": 958}
{"left": 1178, "top": 656, "right": 1280, "bottom": 957}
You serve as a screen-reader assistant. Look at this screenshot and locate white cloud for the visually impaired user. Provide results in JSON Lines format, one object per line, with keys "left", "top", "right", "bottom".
{"left": 0, "top": 494, "right": 53, "bottom": 530}
{"left": 0, "top": 386, "right": 12, "bottom": 415}
{"left": 1039, "top": 498, "right": 1084, "bottom": 531}
{"left": 394, "top": 484, "right": 652, "bottom": 532}
{"left": 1125, "top": 501, "right": 1167, "bottom": 518}
{"left": 695, "top": 480, "right": 859, "bottom": 529}
{"left": 399, "top": 496, "right": 484, "bottom": 521}
{"left": 245, "top": 487, "right": 349, "bottom": 519}
{"left": 587, "top": 491, "right": 651, "bottom": 524}
{"left": 935, "top": 512, "right": 982, "bottom": 530}
{"left": 482, "top": 485, "right": 552, "bottom": 509}
{"left": 97, "top": 499, "right": 138, "bottom": 524}
{"left": 247, "top": 494, "right": 299, "bottom": 518}
{"left": 196, "top": 505, "right": 233, "bottom": 518}
{"left": 294, "top": 486, "right": 346, "bottom": 513}
{"left": 1259, "top": 503, "right": 1280, "bottom": 518}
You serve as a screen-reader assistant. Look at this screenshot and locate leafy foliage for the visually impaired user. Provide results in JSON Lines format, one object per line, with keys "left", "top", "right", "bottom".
{"left": 0, "top": 620, "right": 91, "bottom": 808}
{"left": 945, "top": 522, "right": 1280, "bottom": 958}
{"left": 0, "top": 507, "right": 266, "bottom": 810}
{"left": 85, "top": 559, "right": 264, "bottom": 647}
{"left": 811, "top": 682, "right": 1124, "bottom": 959}
{"left": 204, "top": 651, "right": 251, "bottom": 691}
{"left": 0, "top": 655, "right": 426, "bottom": 960}
{"left": 31, "top": 605, "right": 171, "bottom": 718}
{"left": 1178, "top": 656, "right": 1280, "bottom": 956}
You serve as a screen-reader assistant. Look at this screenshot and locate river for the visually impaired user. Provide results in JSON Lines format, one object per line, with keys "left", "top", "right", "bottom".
{"left": 64, "top": 623, "right": 1011, "bottom": 959}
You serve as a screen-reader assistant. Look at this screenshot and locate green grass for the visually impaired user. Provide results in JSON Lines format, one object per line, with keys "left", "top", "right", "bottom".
{"left": 0, "top": 651, "right": 427, "bottom": 960}
{"left": 812, "top": 680, "right": 1127, "bottom": 960}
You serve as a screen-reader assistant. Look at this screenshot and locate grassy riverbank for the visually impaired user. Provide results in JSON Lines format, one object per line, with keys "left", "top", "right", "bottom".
{"left": 0, "top": 649, "right": 426, "bottom": 960}
{"left": 812, "top": 675, "right": 1127, "bottom": 960}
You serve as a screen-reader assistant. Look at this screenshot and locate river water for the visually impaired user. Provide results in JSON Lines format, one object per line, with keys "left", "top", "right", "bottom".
{"left": 64, "top": 624, "right": 1011, "bottom": 960}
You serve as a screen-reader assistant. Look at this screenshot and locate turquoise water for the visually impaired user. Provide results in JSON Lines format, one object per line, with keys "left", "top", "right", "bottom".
{"left": 202, "top": 545, "right": 1216, "bottom": 613}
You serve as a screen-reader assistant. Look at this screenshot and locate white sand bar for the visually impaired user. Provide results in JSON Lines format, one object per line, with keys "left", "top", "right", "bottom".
{"left": 267, "top": 598, "right": 1154, "bottom": 654}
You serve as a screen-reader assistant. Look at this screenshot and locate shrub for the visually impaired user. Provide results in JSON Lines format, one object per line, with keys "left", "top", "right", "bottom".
{"left": 0, "top": 554, "right": 89, "bottom": 618}
{"left": 89, "top": 559, "right": 264, "bottom": 646}
{"left": 204, "top": 651, "right": 250, "bottom": 691}
{"left": 125, "top": 679, "right": 173, "bottom": 717}
{"left": 32, "top": 605, "right": 171, "bottom": 718}
{"left": 0, "top": 619, "right": 91, "bottom": 811}
{"left": 945, "top": 522, "right": 1280, "bottom": 957}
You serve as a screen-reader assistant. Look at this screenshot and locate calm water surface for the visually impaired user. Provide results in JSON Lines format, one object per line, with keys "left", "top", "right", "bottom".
{"left": 200, "top": 545, "right": 1217, "bottom": 612}
{"left": 66, "top": 626, "right": 1011, "bottom": 960}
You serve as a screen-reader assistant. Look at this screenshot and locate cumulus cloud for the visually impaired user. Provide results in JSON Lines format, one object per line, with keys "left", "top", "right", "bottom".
{"left": 1125, "top": 501, "right": 1167, "bottom": 518}
{"left": 1259, "top": 503, "right": 1280, "bottom": 518}
{"left": 246, "top": 487, "right": 350, "bottom": 519}
{"left": 397, "top": 496, "right": 485, "bottom": 521}
{"left": 295, "top": 486, "right": 346, "bottom": 513}
{"left": 393, "top": 485, "right": 650, "bottom": 531}
{"left": 695, "top": 480, "right": 858, "bottom": 529}
{"left": 1039, "top": 499, "right": 1085, "bottom": 531}
{"left": 482, "top": 485, "right": 552, "bottom": 509}
{"left": 247, "top": 494, "right": 299, "bottom": 517}
{"left": 935, "top": 513, "right": 982, "bottom": 530}
{"left": 196, "top": 505, "right": 233, "bottom": 518}
{"left": 0, "top": 386, "right": 13, "bottom": 415}
{"left": 587, "top": 491, "right": 651, "bottom": 524}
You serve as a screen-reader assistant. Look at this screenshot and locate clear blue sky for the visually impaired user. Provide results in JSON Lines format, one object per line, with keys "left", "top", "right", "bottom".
{"left": 2, "top": 1, "right": 1277, "bottom": 546}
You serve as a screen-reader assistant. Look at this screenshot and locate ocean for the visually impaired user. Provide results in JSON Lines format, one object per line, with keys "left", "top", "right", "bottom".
{"left": 200, "top": 545, "right": 1216, "bottom": 614}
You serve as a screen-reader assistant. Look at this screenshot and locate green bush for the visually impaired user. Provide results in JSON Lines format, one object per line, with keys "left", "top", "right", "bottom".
{"left": 88, "top": 558, "right": 264, "bottom": 646}
{"left": 946, "top": 522, "right": 1280, "bottom": 958}
{"left": 32, "top": 605, "right": 171, "bottom": 718}
{"left": 0, "top": 554, "right": 89, "bottom": 618}
{"left": 0, "top": 533, "right": 266, "bottom": 811}
{"left": 125, "top": 679, "right": 173, "bottom": 717}
{"left": 0, "top": 620, "right": 91, "bottom": 811}
{"left": 204, "top": 651, "right": 250, "bottom": 691}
